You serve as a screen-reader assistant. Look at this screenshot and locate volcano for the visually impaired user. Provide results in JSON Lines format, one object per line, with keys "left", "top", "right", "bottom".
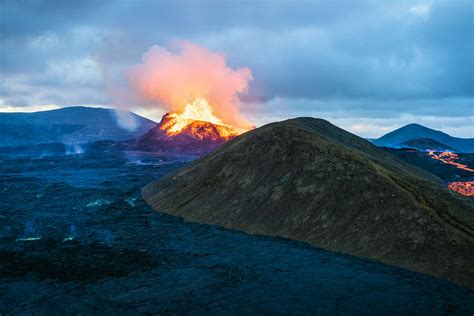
{"left": 152, "top": 112, "right": 240, "bottom": 142}
{"left": 137, "top": 109, "right": 246, "bottom": 155}
{"left": 143, "top": 117, "right": 474, "bottom": 288}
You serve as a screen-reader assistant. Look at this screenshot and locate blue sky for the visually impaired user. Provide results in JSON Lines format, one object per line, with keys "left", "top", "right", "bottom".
{"left": 1, "top": 0, "right": 473, "bottom": 137}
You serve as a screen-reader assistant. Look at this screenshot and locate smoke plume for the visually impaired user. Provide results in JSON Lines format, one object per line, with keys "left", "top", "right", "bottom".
{"left": 128, "top": 41, "right": 253, "bottom": 129}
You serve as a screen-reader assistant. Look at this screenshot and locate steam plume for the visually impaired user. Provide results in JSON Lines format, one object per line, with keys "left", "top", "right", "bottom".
{"left": 128, "top": 41, "right": 253, "bottom": 129}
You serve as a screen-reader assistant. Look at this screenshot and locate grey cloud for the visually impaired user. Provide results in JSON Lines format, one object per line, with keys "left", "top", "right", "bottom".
{"left": 0, "top": 0, "right": 472, "bottom": 137}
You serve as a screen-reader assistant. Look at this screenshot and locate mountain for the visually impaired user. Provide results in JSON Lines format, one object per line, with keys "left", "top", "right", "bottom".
{"left": 373, "top": 123, "right": 474, "bottom": 153}
{"left": 0, "top": 106, "right": 156, "bottom": 147}
{"left": 400, "top": 138, "right": 457, "bottom": 152}
{"left": 143, "top": 117, "right": 474, "bottom": 288}
{"left": 136, "top": 112, "right": 242, "bottom": 155}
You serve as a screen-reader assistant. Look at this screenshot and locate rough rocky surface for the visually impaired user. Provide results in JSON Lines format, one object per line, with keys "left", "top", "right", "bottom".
{"left": 1, "top": 147, "right": 473, "bottom": 314}
{"left": 144, "top": 117, "right": 474, "bottom": 288}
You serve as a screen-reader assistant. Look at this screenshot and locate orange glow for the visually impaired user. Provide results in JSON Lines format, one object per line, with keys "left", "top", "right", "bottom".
{"left": 128, "top": 41, "right": 254, "bottom": 131}
{"left": 426, "top": 150, "right": 474, "bottom": 197}
{"left": 448, "top": 181, "right": 474, "bottom": 197}
{"left": 164, "top": 98, "right": 225, "bottom": 134}
{"left": 427, "top": 150, "right": 474, "bottom": 173}
{"left": 159, "top": 98, "right": 248, "bottom": 139}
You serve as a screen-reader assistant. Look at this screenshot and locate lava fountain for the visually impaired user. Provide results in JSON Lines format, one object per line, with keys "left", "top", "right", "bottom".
{"left": 128, "top": 41, "right": 254, "bottom": 141}
{"left": 158, "top": 98, "right": 248, "bottom": 140}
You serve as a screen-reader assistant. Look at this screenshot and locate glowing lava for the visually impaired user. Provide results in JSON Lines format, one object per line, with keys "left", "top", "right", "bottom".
{"left": 158, "top": 98, "right": 250, "bottom": 140}
{"left": 427, "top": 150, "right": 474, "bottom": 172}
{"left": 448, "top": 181, "right": 474, "bottom": 197}
{"left": 426, "top": 150, "right": 474, "bottom": 197}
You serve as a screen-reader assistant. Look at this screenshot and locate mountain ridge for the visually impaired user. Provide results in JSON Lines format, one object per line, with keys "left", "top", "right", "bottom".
{"left": 374, "top": 123, "right": 474, "bottom": 153}
{"left": 400, "top": 138, "right": 457, "bottom": 151}
{"left": 0, "top": 106, "right": 157, "bottom": 147}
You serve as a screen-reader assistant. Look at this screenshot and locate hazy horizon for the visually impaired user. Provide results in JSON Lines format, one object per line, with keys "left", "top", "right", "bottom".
{"left": 1, "top": 103, "right": 473, "bottom": 140}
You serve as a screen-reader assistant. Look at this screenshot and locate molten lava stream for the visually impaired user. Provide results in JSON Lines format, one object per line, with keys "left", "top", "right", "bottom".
{"left": 426, "top": 150, "right": 474, "bottom": 196}
{"left": 448, "top": 181, "right": 474, "bottom": 197}
{"left": 427, "top": 150, "right": 474, "bottom": 172}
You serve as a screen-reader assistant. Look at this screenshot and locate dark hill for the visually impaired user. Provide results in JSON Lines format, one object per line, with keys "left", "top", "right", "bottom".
{"left": 143, "top": 117, "right": 474, "bottom": 288}
{"left": 401, "top": 138, "right": 457, "bottom": 152}
{"left": 0, "top": 106, "right": 156, "bottom": 147}
{"left": 373, "top": 123, "right": 474, "bottom": 153}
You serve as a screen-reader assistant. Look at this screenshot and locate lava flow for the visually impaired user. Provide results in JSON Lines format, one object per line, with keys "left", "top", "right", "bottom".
{"left": 426, "top": 150, "right": 474, "bottom": 197}
{"left": 427, "top": 150, "right": 474, "bottom": 172}
{"left": 448, "top": 181, "right": 474, "bottom": 197}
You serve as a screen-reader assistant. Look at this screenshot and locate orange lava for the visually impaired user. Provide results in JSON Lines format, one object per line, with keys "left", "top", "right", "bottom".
{"left": 448, "top": 181, "right": 474, "bottom": 197}
{"left": 427, "top": 150, "right": 474, "bottom": 173}
{"left": 426, "top": 150, "right": 474, "bottom": 197}
{"left": 159, "top": 98, "right": 249, "bottom": 139}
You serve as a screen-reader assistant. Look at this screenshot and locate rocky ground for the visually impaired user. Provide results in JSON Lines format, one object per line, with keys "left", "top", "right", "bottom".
{"left": 0, "top": 148, "right": 473, "bottom": 314}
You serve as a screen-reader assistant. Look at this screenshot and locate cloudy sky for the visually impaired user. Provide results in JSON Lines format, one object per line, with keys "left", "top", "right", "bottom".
{"left": 1, "top": 0, "right": 473, "bottom": 137}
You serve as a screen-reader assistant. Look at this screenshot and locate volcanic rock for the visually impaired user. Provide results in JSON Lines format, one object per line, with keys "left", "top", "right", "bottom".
{"left": 143, "top": 117, "right": 474, "bottom": 287}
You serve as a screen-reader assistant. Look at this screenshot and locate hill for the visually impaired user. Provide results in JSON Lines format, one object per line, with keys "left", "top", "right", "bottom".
{"left": 0, "top": 106, "right": 156, "bottom": 147}
{"left": 373, "top": 123, "right": 474, "bottom": 153}
{"left": 400, "top": 138, "right": 457, "bottom": 152}
{"left": 143, "top": 117, "right": 474, "bottom": 288}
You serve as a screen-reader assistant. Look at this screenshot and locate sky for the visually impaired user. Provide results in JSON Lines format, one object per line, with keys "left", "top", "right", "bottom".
{"left": 1, "top": 0, "right": 473, "bottom": 138}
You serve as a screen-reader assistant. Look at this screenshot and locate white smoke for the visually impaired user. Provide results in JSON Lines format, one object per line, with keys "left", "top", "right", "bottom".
{"left": 113, "top": 109, "right": 139, "bottom": 131}
{"left": 65, "top": 144, "right": 85, "bottom": 155}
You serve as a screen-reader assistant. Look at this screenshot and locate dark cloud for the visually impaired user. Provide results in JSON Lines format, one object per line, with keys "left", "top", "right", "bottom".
{"left": 0, "top": 0, "right": 472, "bottom": 136}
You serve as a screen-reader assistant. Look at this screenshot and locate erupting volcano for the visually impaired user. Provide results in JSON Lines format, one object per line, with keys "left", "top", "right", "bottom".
{"left": 158, "top": 98, "right": 249, "bottom": 140}
{"left": 138, "top": 97, "right": 252, "bottom": 154}
{"left": 128, "top": 41, "right": 253, "bottom": 143}
{"left": 127, "top": 41, "right": 254, "bottom": 152}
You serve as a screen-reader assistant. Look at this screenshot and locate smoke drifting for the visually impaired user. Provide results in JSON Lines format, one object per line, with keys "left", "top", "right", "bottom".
{"left": 128, "top": 41, "right": 253, "bottom": 129}
{"left": 113, "top": 109, "right": 139, "bottom": 131}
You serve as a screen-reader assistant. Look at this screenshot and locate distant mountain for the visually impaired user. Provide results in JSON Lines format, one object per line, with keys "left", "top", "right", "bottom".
{"left": 400, "top": 138, "right": 457, "bottom": 152}
{"left": 144, "top": 117, "right": 474, "bottom": 288}
{"left": 373, "top": 123, "right": 474, "bottom": 153}
{"left": 0, "top": 106, "right": 156, "bottom": 147}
